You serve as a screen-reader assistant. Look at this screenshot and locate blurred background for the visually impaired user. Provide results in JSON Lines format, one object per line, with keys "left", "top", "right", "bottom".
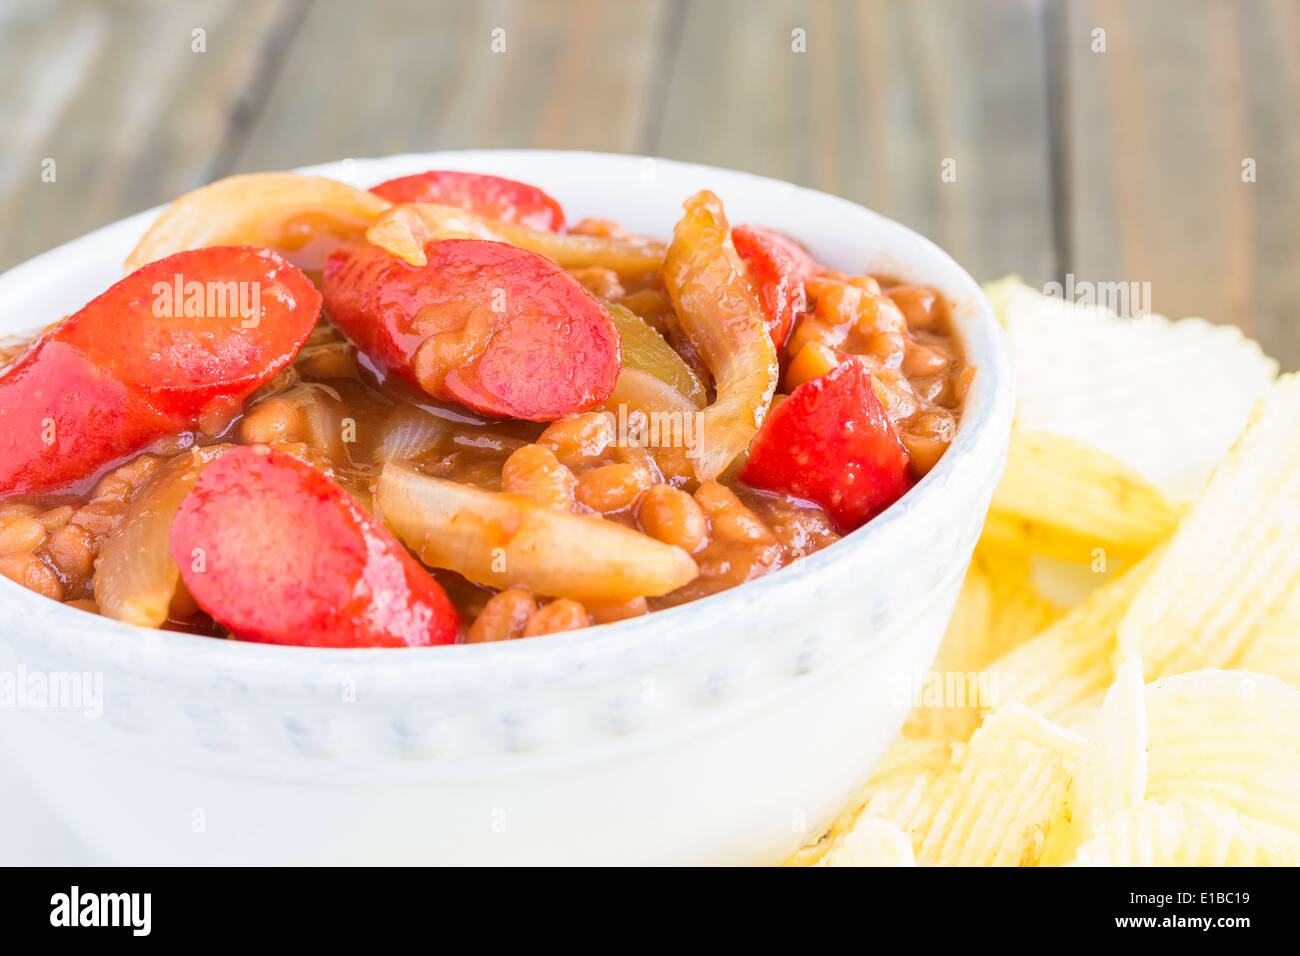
{"left": 1, "top": 0, "right": 1297, "bottom": 364}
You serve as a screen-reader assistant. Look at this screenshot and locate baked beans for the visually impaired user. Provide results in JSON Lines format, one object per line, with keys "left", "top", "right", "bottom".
{"left": 0, "top": 175, "right": 967, "bottom": 645}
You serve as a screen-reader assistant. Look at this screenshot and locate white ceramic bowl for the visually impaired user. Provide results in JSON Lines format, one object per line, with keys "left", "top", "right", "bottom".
{"left": 0, "top": 151, "right": 1013, "bottom": 864}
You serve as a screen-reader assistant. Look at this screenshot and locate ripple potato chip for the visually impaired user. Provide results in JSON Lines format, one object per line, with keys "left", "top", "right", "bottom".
{"left": 1142, "top": 669, "right": 1300, "bottom": 832}
{"left": 1117, "top": 375, "right": 1300, "bottom": 678}
{"left": 847, "top": 706, "right": 1083, "bottom": 866}
{"left": 1068, "top": 798, "right": 1298, "bottom": 866}
{"left": 1236, "top": 624, "right": 1300, "bottom": 692}
{"left": 821, "top": 818, "right": 918, "bottom": 867}
{"left": 982, "top": 546, "right": 1065, "bottom": 649}
{"left": 1080, "top": 656, "right": 1149, "bottom": 820}
{"left": 783, "top": 734, "right": 951, "bottom": 867}
{"left": 791, "top": 283, "right": 1296, "bottom": 869}
{"left": 981, "top": 552, "right": 1159, "bottom": 725}
{"left": 863, "top": 733, "right": 956, "bottom": 798}
{"left": 905, "top": 544, "right": 1064, "bottom": 742}
{"left": 991, "top": 430, "right": 1181, "bottom": 561}
{"left": 1038, "top": 655, "right": 1148, "bottom": 864}
{"left": 984, "top": 277, "right": 1276, "bottom": 501}
{"left": 902, "top": 559, "right": 993, "bottom": 741}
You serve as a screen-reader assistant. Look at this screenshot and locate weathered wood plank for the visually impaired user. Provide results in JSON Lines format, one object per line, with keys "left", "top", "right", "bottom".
{"left": 0, "top": 0, "right": 295, "bottom": 271}
{"left": 5, "top": 0, "right": 1294, "bottom": 373}
{"left": 649, "top": 0, "right": 1057, "bottom": 286}
{"left": 1247, "top": 0, "right": 1300, "bottom": 368}
{"left": 228, "top": 0, "right": 669, "bottom": 173}
{"left": 1063, "top": 0, "right": 1300, "bottom": 367}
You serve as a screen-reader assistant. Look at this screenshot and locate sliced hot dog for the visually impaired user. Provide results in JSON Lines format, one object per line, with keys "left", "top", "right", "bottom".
{"left": 0, "top": 342, "right": 172, "bottom": 497}
{"left": 58, "top": 246, "right": 320, "bottom": 419}
{"left": 0, "top": 246, "right": 320, "bottom": 496}
{"left": 323, "top": 238, "right": 620, "bottom": 421}
{"left": 370, "top": 170, "right": 565, "bottom": 232}
{"left": 169, "top": 445, "right": 458, "bottom": 647}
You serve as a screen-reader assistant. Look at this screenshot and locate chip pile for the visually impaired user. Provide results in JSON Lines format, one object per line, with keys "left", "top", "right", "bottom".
{"left": 790, "top": 278, "right": 1300, "bottom": 867}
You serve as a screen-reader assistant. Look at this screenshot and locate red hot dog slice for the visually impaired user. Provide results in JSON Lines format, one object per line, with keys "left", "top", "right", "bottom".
{"left": 370, "top": 170, "right": 566, "bottom": 232}
{"left": 0, "top": 246, "right": 319, "bottom": 497}
{"left": 57, "top": 246, "right": 321, "bottom": 421}
{"left": 323, "top": 239, "right": 620, "bottom": 421}
{"left": 169, "top": 445, "right": 458, "bottom": 647}
{"left": 0, "top": 342, "right": 172, "bottom": 497}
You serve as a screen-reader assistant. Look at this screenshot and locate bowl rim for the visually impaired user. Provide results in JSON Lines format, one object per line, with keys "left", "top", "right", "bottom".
{"left": 0, "top": 149, "right": 1014, "bottom": 679}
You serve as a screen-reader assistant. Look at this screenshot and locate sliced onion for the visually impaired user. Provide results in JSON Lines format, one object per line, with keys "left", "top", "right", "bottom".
{"left": 662, "top": 191, "right": 779, "bottom": 480}
{"left": 94, "top": 445, "right": 232, "bottom": 627}
{"left": 376, "top": 462, "right": 697, "bottom": 601}
{"left": 604, "top": 367, "right": 703, "bottom": 416}
{"left": 604, "top": 302, "right": 706, "bottom": 407}
{"left": 495, "top": 219, "right": 665, "bottom": 278}
{"left": 600, "top": 368, "right": 704, "bottom": 485}
{"left": 125, "top": 173, "right": 392, "bottom": 273}
{"left": 365, "top": 203, "right": 506, "bottom": 265}
{"left": 374, "top": 404, "right": 452, "bottom": 463}
{"left": 365, "top": 203, "right": 664, "bottom": 278}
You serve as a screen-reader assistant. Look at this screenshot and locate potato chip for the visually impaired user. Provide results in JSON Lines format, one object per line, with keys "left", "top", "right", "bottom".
{"left": 862, "top": 732, "right": 956, "bottom": 796}
{"left": 783, "top": 733, "right": 951, "bottom": 867}
{"left": 1068, "top": 798, "right": 1299, "bottom": 866}
{"left": 981, "top": 552, "right": 1159, "bottom": 725}
{"left": 1236, "top": 625, "right": 1300, "bottom": 692}
{"left": 791, "top": 287, "right": 1296, "bottom": 869}
{"left": 785, "top": 770, "right": 936, "bottom": 866}
{"left": 855, "top": 706, "right": 1083, "bottom": 866}
{"left": 1039, "top": 655, "right": 1148, "bottom": 864}
{"left": 1052, "top": 665, "right": 1300, "bottom": 866}
{"left": 983, "top": 277, "right": 1276, "bottom": 501}
{"left": 906, "top": 543, "right": 1064, "bottom": 741}
{"left": 851, "top": 770, "right": 936, "bottom": 833}
{"left": 980, "top": 510, "right": 1117, "bottom": 566}
{"left": 1080, "top": 655, "right": 1149, "bottom": 817}
{"left": 1142, "top": 669, "right": 1300, "bottom": 832}
{"left": 991, "top": 430, "right": 1181, "bottom": 560}
{"left": 782, "top": 776, "right": 932, "bottom": 867}
{"left": 903, "top": 558, "right": 993, "bottom": 741}
{"left": 1116, "top": 374, "right": 1300, "bottom": 678}
{"left": 820, "top": 818, "right": 918, "bottom": 867}
{"left": 1026, "top": 552, "right": 1117, "bottom": 609}
{"left": 981, "top": 545, "right": 1066, "bottom": 652}
{"left": 1227, "top": 583, "right": 1300, "bottom": 689}
{"left": 925, "top": 555, "right": 994, "bottom": 673}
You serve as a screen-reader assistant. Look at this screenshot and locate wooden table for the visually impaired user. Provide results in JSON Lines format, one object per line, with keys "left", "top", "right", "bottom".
{"left": 3, "top": 0, "right": 1297, "bottom": 365}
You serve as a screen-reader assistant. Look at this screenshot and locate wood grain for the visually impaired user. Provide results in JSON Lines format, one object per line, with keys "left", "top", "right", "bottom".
{"left": 0, "top": 0, "right": 296, "bottom": 272}
{"left": 1062, "top": 0, "right": 1300, "bottom": 366}
{"left": 0, "top": 0, "right": 1295, "bottom": 366}
{"left": 227, "top": 0, "right": 669, "bottom": 172}
{"left": 649, "top": 0, "right": 1057, "bottom": 286}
